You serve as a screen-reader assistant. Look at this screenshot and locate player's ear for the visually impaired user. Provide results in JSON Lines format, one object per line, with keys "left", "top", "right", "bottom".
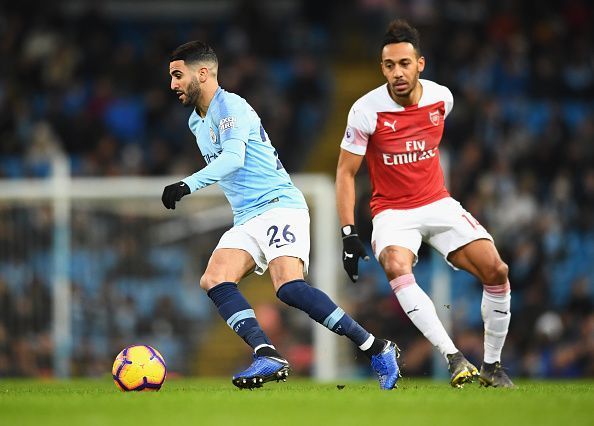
{"left": 198, "top": 66, "right": 208, "bottom": 83}
{"left": 380, "top": 60, "right": 388, "bottom": 78}
{"left": 417, "top": 56, "right": 425, "bottom": 73}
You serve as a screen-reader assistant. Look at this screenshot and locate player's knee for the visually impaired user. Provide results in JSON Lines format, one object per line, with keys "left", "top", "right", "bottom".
{"left": 483, "top": 260, "right": 509, "bottom": 284}
{"left": 199, "top": 273, "right": 223, "bottom": 292}
{"left": 381, "top": 250, "right": 413, "bottom": 278}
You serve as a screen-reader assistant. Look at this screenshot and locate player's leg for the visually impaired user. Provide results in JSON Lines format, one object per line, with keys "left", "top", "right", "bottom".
{"left": 201, "top": 248, "right": 272, "bottom": 351}
{"left": 447, "top": 239, "right": 515, "bottom": 388}
{"left": 257, "top": 208, "right": 398, "bottom": 389}
{"left": 378, "top": 245, "right": 477, "bottom": 387}
{"left": 270, "top": 256, "right": 388, "bottom": 358}
{"left": 372, "top": 209, "right": 476, "bottom": 387}
{"left": 270, "top": 255, "right": 400, "bottom": 390}
{"left": 427, "top": 197, "right": 513, "bottom": 387}
{"left": 379, "top": 245, "right": 458, "bottom": 358}
{"left": 201, "top": 242, "right": 288, "bottom": 389}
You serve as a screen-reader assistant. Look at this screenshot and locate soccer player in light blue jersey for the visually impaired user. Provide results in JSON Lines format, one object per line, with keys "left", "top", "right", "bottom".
{"left": 163, "top": 41, "right": 400, "bottom": 389}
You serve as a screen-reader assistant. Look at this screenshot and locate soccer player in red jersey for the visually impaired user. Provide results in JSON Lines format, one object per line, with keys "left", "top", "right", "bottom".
{"left": 335, "top": 19, "right": 515, "bottom": 388}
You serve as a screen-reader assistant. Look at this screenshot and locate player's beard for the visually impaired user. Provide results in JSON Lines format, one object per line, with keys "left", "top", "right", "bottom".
{"left": 390, "top": 78, "right": 415, "bottom": 98}
{"left": 182, "top": 76, "right": 201, "bottom": 107}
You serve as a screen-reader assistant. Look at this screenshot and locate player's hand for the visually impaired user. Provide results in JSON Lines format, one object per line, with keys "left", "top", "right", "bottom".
{"left": 161, "top": 181, "right": 190, "bottom": 210}
{"left": 341, "top": 225, "right": 369, "bottom": 283}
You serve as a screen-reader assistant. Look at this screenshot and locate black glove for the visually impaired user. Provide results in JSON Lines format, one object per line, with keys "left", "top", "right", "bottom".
{"left": 341, "top": 225, "right": 369, "bottom": 283}
{"left": 162, "top": 181, "right": 190, "bottom": 210}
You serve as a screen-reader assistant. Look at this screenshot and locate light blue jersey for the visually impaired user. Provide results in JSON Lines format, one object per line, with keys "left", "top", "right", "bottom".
{"left": 182, "top": 87, "right": 307, "bottom": 225}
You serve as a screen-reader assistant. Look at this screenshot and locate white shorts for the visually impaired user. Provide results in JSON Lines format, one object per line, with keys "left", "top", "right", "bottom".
{"left": 215, "top": 208, "right": 310, "bottom": 275}
{"left": 371, "top": 197, "right": 493, "bottom": 270}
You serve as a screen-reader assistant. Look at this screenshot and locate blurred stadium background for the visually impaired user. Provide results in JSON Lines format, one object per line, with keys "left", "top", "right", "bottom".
{"left": 0, "top": 0, "right": 593, "bottom": 381}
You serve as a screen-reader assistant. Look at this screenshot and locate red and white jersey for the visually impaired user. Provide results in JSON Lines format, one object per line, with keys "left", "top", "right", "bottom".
{"left": 341, "top": 79, "right": 453, "bottom": 216}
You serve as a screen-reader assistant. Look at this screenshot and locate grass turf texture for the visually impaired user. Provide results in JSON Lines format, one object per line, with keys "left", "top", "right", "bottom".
{"left": 1, "top": 378, "right": 592, "bottom": 426}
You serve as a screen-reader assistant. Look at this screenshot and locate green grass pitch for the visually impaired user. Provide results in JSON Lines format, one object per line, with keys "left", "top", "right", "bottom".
{"left": 1, "top": 378, "right": 592, "bottom": 426}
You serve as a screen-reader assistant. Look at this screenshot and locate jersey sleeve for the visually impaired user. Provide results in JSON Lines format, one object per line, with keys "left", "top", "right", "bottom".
{"left": 182, "top": 97, "right": 249, "bottom": 193}
{"left": 182, "top": 140, "right": 245, "bottom": 192}
{"left": 213, "top": 97, "right": 250, "bottom": 147}
{"left": 443, "top": 86, "right": 454, "bottom": 118}
{"left": 340, "top": 104, "right": 374, "bottom": 156}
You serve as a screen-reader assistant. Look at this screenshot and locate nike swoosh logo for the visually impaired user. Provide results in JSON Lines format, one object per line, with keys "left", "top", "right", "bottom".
{"left": 267, "top": 356, "right": 289, "bottom": 365}
{"left": 406, "top": 306, "right": 419, "bottom": 315}
{"left": 494, "top": 309, "right": 509, "bottom": 315}
{"left": 344, "top": 252, "right": 354, "bottom": 260}
{"left": 275, "top": 243, "right": 290, "bottom": 248}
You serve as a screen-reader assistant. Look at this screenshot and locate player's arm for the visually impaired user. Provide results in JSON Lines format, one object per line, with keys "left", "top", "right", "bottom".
{"left": 336, "top": 148, "right": 369, "bottom": 282}
{"left": 162, "top": 143, "right": 245, "bottom": 209}
{"left": 161, "top": 140, "right": 246, "bottom": 209}
{"left": 162, "top": 104, "right": 249, "bottom": 210}
{"left": 182, "top": 102, "right": 250, "bottom": 194}
{"left": 181, "top": 139, "right": 245, "bottom": 191}
{"left": 336, "top": 148, "right": 364, "bottom": 226}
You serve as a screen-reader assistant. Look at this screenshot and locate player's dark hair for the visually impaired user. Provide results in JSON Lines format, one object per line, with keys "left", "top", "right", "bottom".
{"left": 381, "top": 19, "right": 421, "bottom": 56}
{"left": 169, "top": 41, "right": 218, "bottom": 66}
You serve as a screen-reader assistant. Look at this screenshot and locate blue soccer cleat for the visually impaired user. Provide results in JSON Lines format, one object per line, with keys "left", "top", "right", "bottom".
{"left": 232, "top": 354, "right": 290, "bottom": 389}
{"left": 371, "top": 340, "right": 401, "bottom": 390}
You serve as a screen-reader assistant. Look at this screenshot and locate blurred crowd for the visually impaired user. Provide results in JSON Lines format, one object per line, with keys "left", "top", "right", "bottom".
{"left": 0, "top": 1, "right": 331, "bottom": 178}
{"left": 1, "top": 0, "right": 593, "bottom": 379}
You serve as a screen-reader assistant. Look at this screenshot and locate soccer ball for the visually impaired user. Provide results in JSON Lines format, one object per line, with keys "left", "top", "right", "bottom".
{"left": 112, "top": 345, "right": 167, "bottom": 391}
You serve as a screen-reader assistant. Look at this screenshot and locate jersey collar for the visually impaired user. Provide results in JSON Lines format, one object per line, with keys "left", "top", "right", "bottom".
{"left": 194, "top": 86, "right": 223, "bottom": 119}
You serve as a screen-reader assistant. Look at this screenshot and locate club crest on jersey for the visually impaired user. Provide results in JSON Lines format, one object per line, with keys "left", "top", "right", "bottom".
{"left": 219, "top": 116, "right": 236, "bottom": 133}
{"left": 209, "top": 127, "right": 217, "bottom": 144}
{"left": 429, "top": 111, "right": 440, "bottom": 126}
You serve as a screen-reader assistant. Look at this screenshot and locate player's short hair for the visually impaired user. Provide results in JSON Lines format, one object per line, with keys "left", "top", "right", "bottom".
{"left": 169, "top": 41, "right": 218, "bottom": 67}
{"left": 381, "top": 19, "right": 421, "bottom": 56}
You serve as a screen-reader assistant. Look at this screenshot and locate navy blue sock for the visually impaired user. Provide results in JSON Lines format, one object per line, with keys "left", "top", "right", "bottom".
{"left": 276, "top": 279, "right": 371, "bottom": 346}
{"left": 207, "top": 282, "right": 272, "bottom": 350}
